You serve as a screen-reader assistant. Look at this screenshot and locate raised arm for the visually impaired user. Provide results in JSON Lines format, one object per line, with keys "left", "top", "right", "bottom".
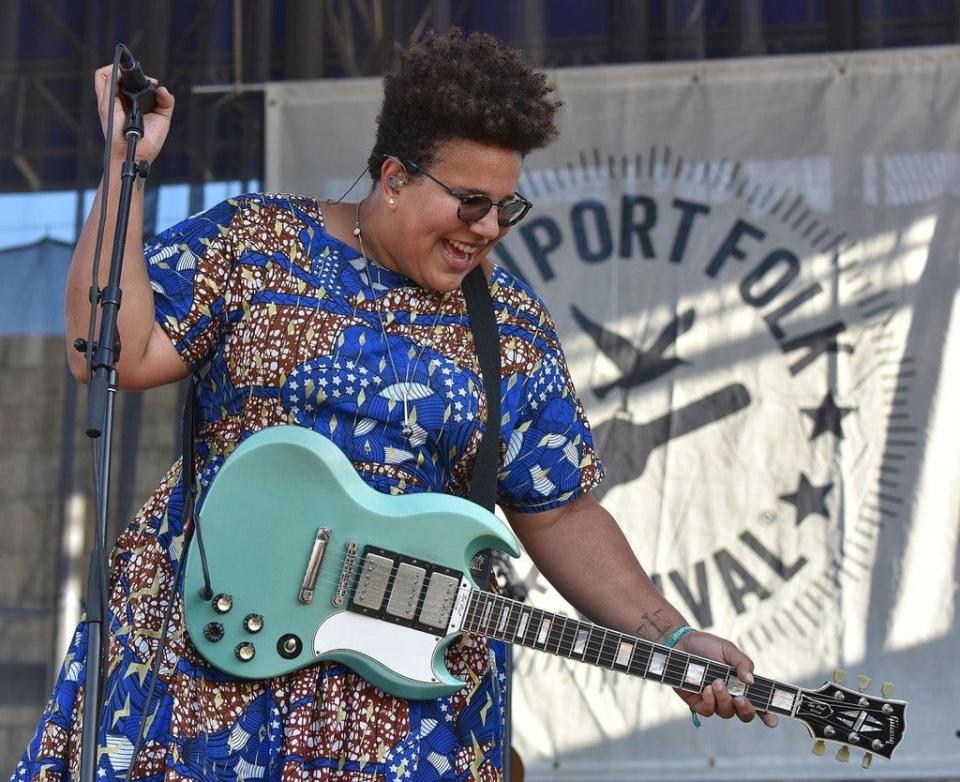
{"left": 65, "top": 65, "right": 187, "bottom": 390}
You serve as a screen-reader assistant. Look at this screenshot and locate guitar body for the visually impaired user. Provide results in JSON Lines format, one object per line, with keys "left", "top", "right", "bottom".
{"left": 183, "top": 426, "right": 520, "bottom": 699}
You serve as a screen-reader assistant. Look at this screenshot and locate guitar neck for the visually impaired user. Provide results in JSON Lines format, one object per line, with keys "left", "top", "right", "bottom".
{"left": 462, "top": 589, "right": 800, "bottom": 718}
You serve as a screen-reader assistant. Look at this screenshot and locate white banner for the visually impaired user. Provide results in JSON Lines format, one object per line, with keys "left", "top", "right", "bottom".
{"left": 267, "top": 46, "right": 960, "bottom": 780}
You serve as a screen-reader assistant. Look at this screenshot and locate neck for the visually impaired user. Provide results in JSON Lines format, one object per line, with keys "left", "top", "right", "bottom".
{"left": 353, "top": 196, "right": 398, "bottom": 275}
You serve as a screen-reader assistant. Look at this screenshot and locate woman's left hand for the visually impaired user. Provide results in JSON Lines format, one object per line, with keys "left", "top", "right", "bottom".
{"left": 672, "top": 630, "right": 779, "bottom": 728}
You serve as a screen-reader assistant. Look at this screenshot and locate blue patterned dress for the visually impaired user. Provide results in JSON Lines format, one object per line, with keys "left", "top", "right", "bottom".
{"left": 14, "top": 194, "right": 603, "bottom": 782}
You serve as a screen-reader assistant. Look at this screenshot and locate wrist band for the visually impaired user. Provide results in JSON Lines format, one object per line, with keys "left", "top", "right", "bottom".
{"left": 664, "top": 624, "right": 695, "bottom": 648}
{"left": 663, "top": 625, "right": 702, "bottom": 727}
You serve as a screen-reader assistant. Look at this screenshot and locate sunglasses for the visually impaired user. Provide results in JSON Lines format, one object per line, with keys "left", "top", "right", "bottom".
{"left": 403, "top": 159, "right": 532, "bottom": 227}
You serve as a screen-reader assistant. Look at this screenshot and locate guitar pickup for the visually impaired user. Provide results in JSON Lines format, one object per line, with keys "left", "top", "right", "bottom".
{"left": 349, "top": 545, "right": 464, "bottom": 634}
{"left": 353, "top": 553, "right": 394, "bottom": 610}
{"left": 385, "top": 563, "right": 427, "bottom": 620}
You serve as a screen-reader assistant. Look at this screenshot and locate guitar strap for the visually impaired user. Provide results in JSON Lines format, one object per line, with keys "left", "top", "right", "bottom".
{"left": 460, "top": 265, "right": 502, "bottom": 588}
{"left": 181, "top": 264, "right": 501, "bottom": 590}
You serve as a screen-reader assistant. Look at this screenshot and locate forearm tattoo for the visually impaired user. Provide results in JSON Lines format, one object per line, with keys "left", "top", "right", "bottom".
{"left": 634, "top": 609, "right": 677, "bottom": 643}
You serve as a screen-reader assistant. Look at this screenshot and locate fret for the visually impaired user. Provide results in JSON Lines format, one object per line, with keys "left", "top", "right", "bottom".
{"left": 495, "top": 598, "right": 511, "bottom": 637}
{"left": 545, "top": 614, "right": 567, "bottom": 654}
{"left": 647, "top": 647, "right": 669, "bottom": 679}
{"left": 583, "top": 625, "right": 607, "bottom": 666}
{"left": 515, "top": 609, "right": 531, "bottom": 643}
{"left": 660, "top": 650, "right": 687, "bottom": 687}
{"left": 479, "top": 594, "right": 494, "bottom": 634}
{"left": 725, "top": 672, "right": 746, "bottom": 697}
{"left": 502, "top": 600, "right": 522, "bottom": 641}
{"left": 487, "top": 597, "right": 504, "bottom": 636}
{"left": 612, "top": 638, "right": 635, "bottom": 672}
{"left": 627, "top": 639, "right": 653, "bottom": 677}
{"left": 571, "top": 626, "right": 590, "bottom": 659}
{"left": 558, "top": 617, "right": 581, "bottom": 658}
{"left": 522, "top": 608, "right": 543, "bottom": 648}
{"left": 768, "top": 682, "right": 799, "bottom": 714}
{"left": 681, "top": 657, "right": 707, "bottom": 689}
{"left": 465, "top": 592, "right": 484, "bottom": 633}
{"left": 599, "top": 631, "right": 624, "bottom": 669}
{"left": 535, "top": 615, "right": 553, "bottom": 647}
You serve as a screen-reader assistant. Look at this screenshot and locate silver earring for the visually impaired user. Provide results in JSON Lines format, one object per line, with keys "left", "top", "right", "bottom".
{"left": 388, "top": 197, "right": 396, "bottom": 206}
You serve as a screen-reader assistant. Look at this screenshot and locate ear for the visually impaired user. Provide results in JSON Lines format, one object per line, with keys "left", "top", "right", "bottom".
{"left": 379, "top": 156, "right": 408, "bottom": 205}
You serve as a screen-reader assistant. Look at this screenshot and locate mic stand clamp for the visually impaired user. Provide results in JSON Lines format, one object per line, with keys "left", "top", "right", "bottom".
{"left": 79, "top": 99, "right": 150, "bottom": 782}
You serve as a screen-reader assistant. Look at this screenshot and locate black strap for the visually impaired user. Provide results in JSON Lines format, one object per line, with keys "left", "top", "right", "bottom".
{"left": 461, "top": 266, "right": 502, "bottom": 586}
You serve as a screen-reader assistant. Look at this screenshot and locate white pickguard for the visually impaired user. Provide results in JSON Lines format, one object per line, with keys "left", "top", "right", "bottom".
{"left": 314, "top": 611, "right": 446, "bottom": 685}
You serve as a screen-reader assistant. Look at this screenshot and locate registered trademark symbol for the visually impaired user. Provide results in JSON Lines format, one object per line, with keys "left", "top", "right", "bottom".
{"left": 759, "top": 510, "right": 778, "bottom": 524}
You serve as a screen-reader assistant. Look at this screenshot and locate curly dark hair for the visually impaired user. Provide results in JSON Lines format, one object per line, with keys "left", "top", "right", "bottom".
{"left": 367, "top": 28, "right": 562, "bottom": 180}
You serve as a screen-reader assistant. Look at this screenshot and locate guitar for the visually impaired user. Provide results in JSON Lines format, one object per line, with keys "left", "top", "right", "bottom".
{"left": 183, "top": 426, "right": 907, "bottom": 766}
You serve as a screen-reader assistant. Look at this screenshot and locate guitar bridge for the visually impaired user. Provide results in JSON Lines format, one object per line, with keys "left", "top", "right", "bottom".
{"left": 349, "top": 545, "right": 463, "bottom": 633}
{"left": 332, "top": 540, "right": 358, "bottom": 607}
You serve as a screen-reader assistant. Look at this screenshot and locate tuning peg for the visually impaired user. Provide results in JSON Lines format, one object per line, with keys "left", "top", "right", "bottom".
{"left": 862, "top": 752, "right": 873, "bottom": 769}
{"left": 836, "top": 746, "right": 850, "bottom": 763}
{"left": 833, "top": 668, "right": 847, "bottom": 683}
{"left": 857, "top": 675, "right": 872, "bottom": 692}
{"left": 812, "top": 740, "right": 826, "bottom": 756}
{"left": 881, "top": 681, "right": 895, "bottom": 698}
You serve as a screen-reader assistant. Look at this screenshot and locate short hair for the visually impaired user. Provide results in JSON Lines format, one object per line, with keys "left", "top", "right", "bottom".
{"left": 367, "top": 28, "right": 562, "bottom": 180}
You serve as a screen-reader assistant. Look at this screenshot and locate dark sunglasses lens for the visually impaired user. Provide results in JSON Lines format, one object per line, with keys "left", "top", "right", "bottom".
{"left": 499, "top": 200, "right": 530, "bottom": 227}
{"left": 457, "top": 195, "right": 493, "bottom": 224}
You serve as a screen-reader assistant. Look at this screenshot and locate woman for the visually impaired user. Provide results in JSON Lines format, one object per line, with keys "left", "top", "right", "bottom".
{"left": 15, "top": 29, "right": 776, "bottom": 782}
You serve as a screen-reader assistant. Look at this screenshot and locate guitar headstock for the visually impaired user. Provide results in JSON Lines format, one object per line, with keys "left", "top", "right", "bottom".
{"left": 796, "top": 672, "right": 907, "bottom": 767}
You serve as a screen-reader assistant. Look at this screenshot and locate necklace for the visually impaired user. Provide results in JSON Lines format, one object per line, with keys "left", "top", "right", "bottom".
{"left": 353, "top": 199, "right": 444, "bottom": 445}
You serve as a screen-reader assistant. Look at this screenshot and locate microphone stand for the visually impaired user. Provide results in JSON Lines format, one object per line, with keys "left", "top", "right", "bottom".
{"left": 77, "top": 78, "right": 153, "bottom": 782}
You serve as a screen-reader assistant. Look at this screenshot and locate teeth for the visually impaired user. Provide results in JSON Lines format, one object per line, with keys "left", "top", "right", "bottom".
{"left": 447, "top": 239, "right": 477, "bottom": 255}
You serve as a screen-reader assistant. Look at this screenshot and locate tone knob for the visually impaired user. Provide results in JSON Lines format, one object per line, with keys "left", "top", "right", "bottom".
{"left": 243, "top": 613, "right": 264, "bottom": 634}
{"left": 213, "top": 593, "right": 234, "bottom": 614}
{"left": 235, "top": 642, "right": 256, "bottom": 662}
{"left": 203, "top": 622, "right": 225, "bottom": 642}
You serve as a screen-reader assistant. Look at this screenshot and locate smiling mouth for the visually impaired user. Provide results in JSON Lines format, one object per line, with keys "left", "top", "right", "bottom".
{"left": 441, "top": 238, "right": 482, "bottom": 265}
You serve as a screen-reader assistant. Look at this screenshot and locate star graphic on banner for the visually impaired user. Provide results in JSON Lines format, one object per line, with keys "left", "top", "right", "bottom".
{"left": 779, "top": 473, "right": 833, "bottom": 526}
{"left": 802, "top": 392, "right": 855, "bottom": 440}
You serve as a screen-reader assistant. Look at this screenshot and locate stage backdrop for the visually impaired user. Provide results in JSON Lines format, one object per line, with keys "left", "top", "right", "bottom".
{"left": 266, "top": 46, "right": 960, "bottom": 781}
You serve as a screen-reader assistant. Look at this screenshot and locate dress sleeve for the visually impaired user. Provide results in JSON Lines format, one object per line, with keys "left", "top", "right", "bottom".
{"left": 496, "top": 287, "right": 605, "bottom": 513}
{"left": 144, "top": 196, "right": 248, "bottom": 372}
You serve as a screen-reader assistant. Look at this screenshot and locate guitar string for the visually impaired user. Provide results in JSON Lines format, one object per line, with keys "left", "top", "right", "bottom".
{"left": 221, "top": 553, "right": 890, "bottom": 722}
{"left": 262, "top": 552, "right": 765, "bottom": 706}
{"left": 236, "top": 545, "right": 786, "bottom": 705}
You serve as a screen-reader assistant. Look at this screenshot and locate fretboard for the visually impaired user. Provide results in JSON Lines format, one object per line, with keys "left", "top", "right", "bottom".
{"left": 462, "top": 590, "right": 800, "bottom": 717}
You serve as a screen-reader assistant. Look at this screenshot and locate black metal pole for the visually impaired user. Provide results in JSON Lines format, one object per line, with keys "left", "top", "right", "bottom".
{"left": 78, "top": 80, "right": 152, "bottom": 782}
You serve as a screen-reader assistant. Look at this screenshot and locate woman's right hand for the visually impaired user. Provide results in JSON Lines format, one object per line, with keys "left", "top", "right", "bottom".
{"left": 94, "top": 64, "right": 175, "bottom": 164}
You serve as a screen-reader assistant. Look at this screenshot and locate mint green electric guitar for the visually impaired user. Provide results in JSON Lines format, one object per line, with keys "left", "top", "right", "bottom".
{"left": 183, "top": 426, "right": 907, "bottom": 765}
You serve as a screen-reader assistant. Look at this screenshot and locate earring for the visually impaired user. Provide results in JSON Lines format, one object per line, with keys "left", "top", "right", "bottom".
{"left": 388, "top": 197, "right": 396, "bottom": 206}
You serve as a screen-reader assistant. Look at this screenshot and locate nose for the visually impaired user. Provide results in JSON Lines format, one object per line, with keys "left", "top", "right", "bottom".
{"left": 470, "top": 207, "right": 502, "bottom": 240}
